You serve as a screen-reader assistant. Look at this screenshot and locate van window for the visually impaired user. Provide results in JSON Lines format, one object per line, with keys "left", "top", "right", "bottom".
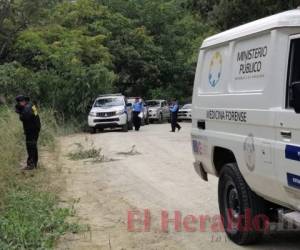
{"left": 287, "top": 38, "right": 300, "bottom": 108}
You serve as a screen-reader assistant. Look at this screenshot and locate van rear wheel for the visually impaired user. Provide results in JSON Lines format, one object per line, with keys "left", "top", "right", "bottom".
{"left": 218, "top": 163, "right": 268, "bottom": 245}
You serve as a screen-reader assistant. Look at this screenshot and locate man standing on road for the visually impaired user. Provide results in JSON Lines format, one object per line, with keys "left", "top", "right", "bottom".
{"left": 132, "top": 97, "right": 143, "bottom": 131}
{"left": 170, "top": 99, "right": 181, "bottom": 132}
{"left": 15, "top": 95, "right": 41, "bottom": 170}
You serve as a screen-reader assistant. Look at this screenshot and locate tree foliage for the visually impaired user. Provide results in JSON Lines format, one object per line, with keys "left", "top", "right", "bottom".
{"left": 0, "top": 0, "right": 299, "bottom": 119}
{"left": 187, "top": 0, "right": 300, "bottom": 30}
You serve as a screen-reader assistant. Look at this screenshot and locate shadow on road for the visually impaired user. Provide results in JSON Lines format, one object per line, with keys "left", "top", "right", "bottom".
{"left": 257, "top": 231, "right": 300, "bottom": 249}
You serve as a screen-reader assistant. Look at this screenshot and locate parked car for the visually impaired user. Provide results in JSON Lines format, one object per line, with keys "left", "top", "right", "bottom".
{"left": 127, "top": 97, "right": 149, "bottom": 125}
{"left": 88, "top": 94, "right": 133, "bottom": 133}
{"left": 178, "top": 104, "right": 192, "bottom": 121}
{"left": 146, "top": 100, "right": 170, "bottom": 123}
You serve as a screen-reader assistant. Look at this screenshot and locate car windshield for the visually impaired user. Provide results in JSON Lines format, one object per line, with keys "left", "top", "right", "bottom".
{"left": 94, "top": 97, "right": 124, "bottom": 107}
{"left": 182, "top": 104, "right": 192, "bottom": 109}
{"left": 146, "top": 101, "right": 160, "bottom": 107}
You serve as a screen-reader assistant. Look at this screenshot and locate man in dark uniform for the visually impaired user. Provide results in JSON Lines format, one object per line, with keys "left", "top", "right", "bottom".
{"left": 15, "top": 95, "right": 41, "bottom": 170}
{"left": 170, "top": 99, "right": 181, "bottom": 132}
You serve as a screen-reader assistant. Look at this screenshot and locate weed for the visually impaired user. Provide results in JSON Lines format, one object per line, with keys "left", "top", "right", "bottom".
{"left": 67, "top": 143, "right": 102, "bottom": 160}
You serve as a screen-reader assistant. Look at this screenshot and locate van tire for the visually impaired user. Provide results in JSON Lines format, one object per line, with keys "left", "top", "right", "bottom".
{"left": 90, "top": 127, "right": 96, "bottom": 134}
{"left": 218, "top": 163, "right": 267, "bottom": 245}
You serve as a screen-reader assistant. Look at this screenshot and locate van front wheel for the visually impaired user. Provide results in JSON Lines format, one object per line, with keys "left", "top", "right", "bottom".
{"left": 218, "top": 163, "right": 268, "bottom": 245}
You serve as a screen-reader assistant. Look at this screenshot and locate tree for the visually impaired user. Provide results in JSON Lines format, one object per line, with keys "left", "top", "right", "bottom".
{"left": 186, "top": 0, "right": 300, "bottom": 30}
{"left": 0, "top": 0, "right": 61, "bottom": 60}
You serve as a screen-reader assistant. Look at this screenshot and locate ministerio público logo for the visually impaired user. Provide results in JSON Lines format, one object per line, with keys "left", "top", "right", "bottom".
{"left": 208, "top": 51, "right": 222, "bottom": 87}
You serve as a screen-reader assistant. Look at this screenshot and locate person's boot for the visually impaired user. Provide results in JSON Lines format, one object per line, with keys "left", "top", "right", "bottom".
{"left": 21, "top": 165, "right": 35, "bottom": 171}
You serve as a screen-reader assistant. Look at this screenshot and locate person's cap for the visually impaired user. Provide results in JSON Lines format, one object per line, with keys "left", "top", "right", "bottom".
{"left": 15, "top": 95, "right": 29, "bottom": 102}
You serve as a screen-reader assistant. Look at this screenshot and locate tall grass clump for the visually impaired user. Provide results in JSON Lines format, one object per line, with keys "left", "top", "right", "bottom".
{"left": 0, "top": 106, "right": 23, "bottom": 199}
{"left": 0, "top": 106, "right": 79, "bottom": 249}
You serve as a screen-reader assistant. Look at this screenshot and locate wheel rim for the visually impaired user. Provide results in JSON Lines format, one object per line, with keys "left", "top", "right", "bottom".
{"left": 225, "top": 181, "right": 241, "bottom": 232}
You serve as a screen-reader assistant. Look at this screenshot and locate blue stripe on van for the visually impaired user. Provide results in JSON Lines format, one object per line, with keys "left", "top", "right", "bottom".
{"left": 287, "top": 173, "right": 300, "bottom": 190}
{"left": 285, "top": 145, "right": 300, "bottom": 162}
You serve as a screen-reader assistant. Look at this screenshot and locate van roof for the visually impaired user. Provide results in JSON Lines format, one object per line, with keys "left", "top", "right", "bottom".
{"left": 202, "top": 9, "right": 300, "bottom": 48}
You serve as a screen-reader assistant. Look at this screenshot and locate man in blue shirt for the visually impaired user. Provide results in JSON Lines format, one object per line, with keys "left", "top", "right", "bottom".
{"left": 170, "top": 99, "right": 181, "bottom": 132}
{"left": 132, "top": 97, "right": 144, "bottom": 131}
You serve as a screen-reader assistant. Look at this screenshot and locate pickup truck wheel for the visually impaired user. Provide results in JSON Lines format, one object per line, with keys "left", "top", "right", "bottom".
{"left": 141, "top": 117, "right": 145, "bottom": 126}
{"left": 128, "top": 120, "right": 133, "bottom": 130}
{"left": 122, "top": 122, "right": 128, "bottom": 132}
{"left": 218, "top": 163, "right": 267, "bottom": 245}
{"left": 145, "top": 116, "right": 149, "bottom": 125}
{"left": 90, "top": 127, "right": 96, "bottom": 134}
{"left": 158, "top": 113, "right": 163, "bottom": 123}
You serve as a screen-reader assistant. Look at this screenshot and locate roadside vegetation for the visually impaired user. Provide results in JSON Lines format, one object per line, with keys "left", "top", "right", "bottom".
{"left": 0, "top": 107, "right": 80, "bottom": 249}
{"left": 1, "top": 0, "right": 299, "bottom": 121}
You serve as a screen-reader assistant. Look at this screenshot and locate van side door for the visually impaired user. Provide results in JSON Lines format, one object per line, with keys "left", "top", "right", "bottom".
{"left": 275, "top": 36, "right": 300, "bottom": 209}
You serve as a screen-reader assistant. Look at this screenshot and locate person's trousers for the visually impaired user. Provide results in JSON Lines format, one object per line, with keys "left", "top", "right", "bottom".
{"left": 171, "top": 114, "right": 181, "bottom": 132}
{"left": 133, "top": 111, "right": 141, "bottom": 131}
{"left": 25, "top": 131, "right": 40, "bottom": 168}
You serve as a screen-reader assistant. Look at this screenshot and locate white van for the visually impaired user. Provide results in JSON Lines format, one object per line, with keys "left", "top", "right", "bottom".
{"left": 192, "top": 9, "right": 300, "bottom": 245}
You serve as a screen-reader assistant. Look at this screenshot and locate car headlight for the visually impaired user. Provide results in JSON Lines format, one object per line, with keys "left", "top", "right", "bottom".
{"left": 89, "top": 111, "right": 97, "bottom": 117}
{"left": 116, "top": 109, "right": 125, "bottom": 115}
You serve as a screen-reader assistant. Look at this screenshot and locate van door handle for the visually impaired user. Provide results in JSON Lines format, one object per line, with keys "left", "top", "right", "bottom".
{"left": 281, "top": 130, "right": 292, "bottom": 139}
{"left": 197, "top": 120, "right": 206, "bottom": 130}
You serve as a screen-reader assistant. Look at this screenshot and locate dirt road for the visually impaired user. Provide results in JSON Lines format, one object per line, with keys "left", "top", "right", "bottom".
{"left": 56, "top": 123, "right": 300, "bottom": 250}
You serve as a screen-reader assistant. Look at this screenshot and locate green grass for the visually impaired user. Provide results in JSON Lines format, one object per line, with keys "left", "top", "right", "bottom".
{"left": 0, "top": 187, "right": 80, "bottom": 249}
{"left": 0, "top": 106, "right": 80, "bottom": 249}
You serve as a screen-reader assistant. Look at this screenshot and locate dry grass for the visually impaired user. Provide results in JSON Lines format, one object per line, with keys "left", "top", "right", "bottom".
{"left": 0, "top": 106, "right": 24, "bottom": 203}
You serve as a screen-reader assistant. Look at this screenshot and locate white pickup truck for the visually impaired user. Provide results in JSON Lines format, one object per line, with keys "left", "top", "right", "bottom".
{"left": 88, "top": 94, "right": 133, "bottom": 133}
{"left": 192, "top": 9, "right": 300, "bottom": 245}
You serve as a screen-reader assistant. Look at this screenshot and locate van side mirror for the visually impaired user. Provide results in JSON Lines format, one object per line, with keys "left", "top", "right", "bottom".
{"left": 292, "top": 81, "right": 300, "bottom": 113}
